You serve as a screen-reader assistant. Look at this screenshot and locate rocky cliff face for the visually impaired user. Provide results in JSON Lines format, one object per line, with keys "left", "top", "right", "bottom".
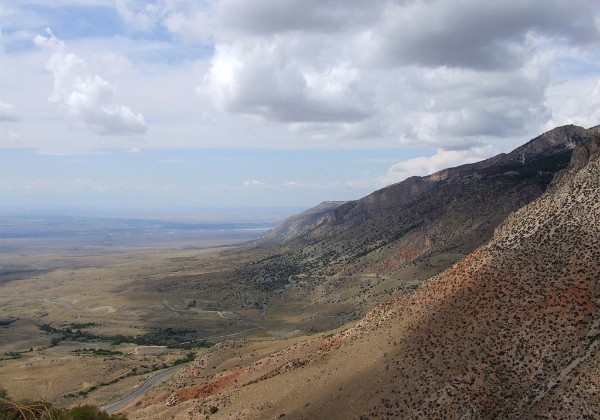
{"left": 258, "top": 201, "right": 345, "bottom": 243}
{"left": 504, "top": 123, "right": 592, "bottom": 165}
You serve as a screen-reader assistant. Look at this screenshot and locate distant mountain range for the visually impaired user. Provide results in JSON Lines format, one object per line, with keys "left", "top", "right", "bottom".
{"left": 125, "top": 124, "right": 600, "bottom": 419}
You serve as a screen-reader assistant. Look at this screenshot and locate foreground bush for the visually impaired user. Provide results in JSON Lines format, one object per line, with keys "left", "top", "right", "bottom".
{"left": 0, "top": 389, "right": 127, "bottom": 420}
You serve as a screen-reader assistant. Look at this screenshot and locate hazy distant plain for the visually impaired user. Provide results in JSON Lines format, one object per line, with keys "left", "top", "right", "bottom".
{"left": 0, "top": 213, "right": 278, "bottom": 257}
{"left": 0, "top": 213, "right": 285, "bottom": 405}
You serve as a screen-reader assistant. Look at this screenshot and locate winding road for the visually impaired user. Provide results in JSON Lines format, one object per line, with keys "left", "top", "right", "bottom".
{"left": 102, "top": 298, "right": 289, "bottom": 414}
{"left": 101, "top": 365, "right": 182, "bottom": 414}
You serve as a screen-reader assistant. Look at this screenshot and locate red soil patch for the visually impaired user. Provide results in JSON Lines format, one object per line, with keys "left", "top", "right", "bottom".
{"left": 173, "top": 369, "right": 247, "bottom": 403}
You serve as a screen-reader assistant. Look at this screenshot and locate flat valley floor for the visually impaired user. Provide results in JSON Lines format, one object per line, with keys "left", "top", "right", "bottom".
{"left": 0, "top": 219, "right": 292, "bottom": 408}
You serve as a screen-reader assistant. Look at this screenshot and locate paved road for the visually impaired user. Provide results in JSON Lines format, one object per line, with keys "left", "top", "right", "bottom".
{"left": 101, "top": 365, "right": 182, "bottom": 414}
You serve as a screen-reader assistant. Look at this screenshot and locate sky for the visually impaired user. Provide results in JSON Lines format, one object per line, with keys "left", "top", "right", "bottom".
{"left": 1, "top": 0, "right": 600, "bottom": 215}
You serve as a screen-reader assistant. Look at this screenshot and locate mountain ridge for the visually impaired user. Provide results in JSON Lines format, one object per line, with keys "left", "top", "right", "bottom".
{"left": 254, "top": 125, "right": 590, "bottom": 251}
{"left": 234, "top": 125, "right": 595, "bottom": 323}
{"left": 297, "top": 124, "right": 592, "bottom": 241}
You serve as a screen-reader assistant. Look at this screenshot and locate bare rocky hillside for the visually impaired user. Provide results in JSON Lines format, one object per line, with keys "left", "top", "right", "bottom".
{"left": 124, "top": 127, "right": 599, "bottom": 419}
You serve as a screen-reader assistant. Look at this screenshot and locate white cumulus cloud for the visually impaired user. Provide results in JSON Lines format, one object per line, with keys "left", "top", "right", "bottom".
{"left": 380, "top": 147, "right": 493, "bottom": 186}
{"left": 34, "top": 29, "right": 147, "bottom": 136}
{"left": 115, "top": 0, "right": 162, "bottom": 32}
{"left": 109, "top": 0, "right": 600, "bottom": 153}
{"left": 545, "top": 76, "right": 600, "bottom": 129}
{"left": 243, "top": 179, "right": 270, "bottom": 188}
{"left": 205, "top": 39, "right": 370, "bottom": 125}
{"left": 0, "top": 101, "right": 17, "bottom": 121}
{"left": 199, "top": 0, "right": 600, "bottom": 149}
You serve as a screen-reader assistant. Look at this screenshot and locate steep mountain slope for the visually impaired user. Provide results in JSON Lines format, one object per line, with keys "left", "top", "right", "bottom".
{"left": 284, "top": 124, "right": 591, "bottom": 241}
{"left": 234, "top": 125, "right": 595, "bottom": 331}
{"left": 126, "top": 126, "right": 599, "bottom": 419}
{"left": 322, "top": 125, "right": 590, "bottom": 231}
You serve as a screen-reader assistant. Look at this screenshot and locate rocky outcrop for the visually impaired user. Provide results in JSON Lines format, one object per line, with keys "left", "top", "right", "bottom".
{"left": 503, "top": 123, "right": 591, "bottom": 165}
{"left": 258, "top": 201, "right": 345, "bottom": 243}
